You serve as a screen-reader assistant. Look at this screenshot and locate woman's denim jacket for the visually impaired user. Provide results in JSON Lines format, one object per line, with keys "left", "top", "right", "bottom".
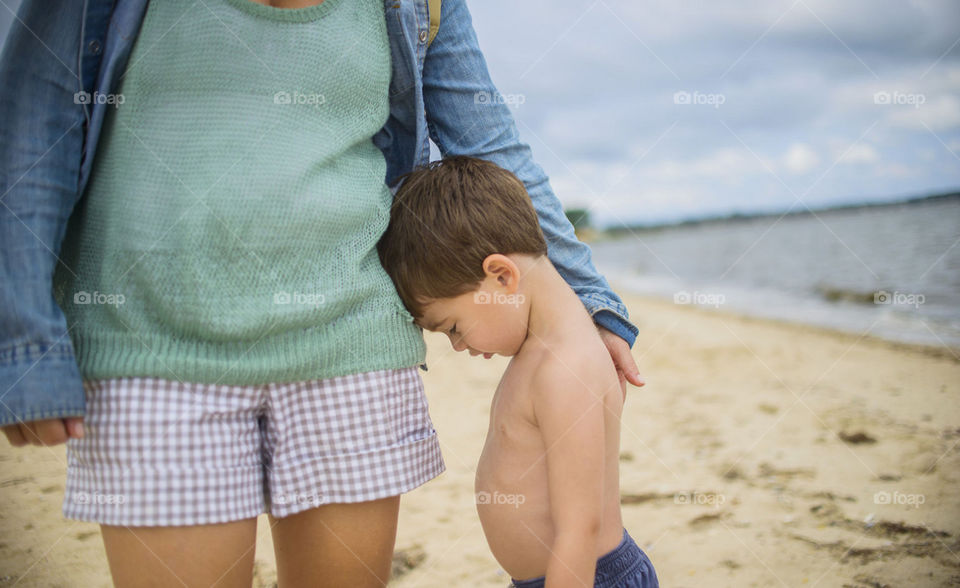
{"left": 0, "top": 0, "right": 638, "bottom": 425}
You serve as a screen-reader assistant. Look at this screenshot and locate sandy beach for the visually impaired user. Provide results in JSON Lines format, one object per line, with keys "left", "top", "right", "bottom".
{"left": 1, "top": 291, "right": 958, "bottom": 587}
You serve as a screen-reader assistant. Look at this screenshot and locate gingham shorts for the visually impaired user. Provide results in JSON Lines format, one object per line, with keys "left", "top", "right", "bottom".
{"left": 62, "top": 367, "right": 444, "bottom": 526}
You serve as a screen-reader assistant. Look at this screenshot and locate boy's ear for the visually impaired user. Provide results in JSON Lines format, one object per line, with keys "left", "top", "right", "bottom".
{"left": 481, "top": 254, "right": 520, "bottom": 292}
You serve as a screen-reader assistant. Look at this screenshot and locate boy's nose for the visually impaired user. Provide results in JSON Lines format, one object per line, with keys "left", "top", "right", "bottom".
{"left": 450, "top": 336, "right": 467, "bottom": 352}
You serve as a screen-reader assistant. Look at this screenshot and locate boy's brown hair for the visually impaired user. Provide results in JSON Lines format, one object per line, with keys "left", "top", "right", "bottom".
{"left": 377, "top": 156, "right": 548, "bottom": 319}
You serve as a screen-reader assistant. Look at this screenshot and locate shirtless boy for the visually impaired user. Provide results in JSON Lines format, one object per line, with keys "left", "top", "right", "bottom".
{"left": 377, "top": 157, "right": 659, "bottom": 587}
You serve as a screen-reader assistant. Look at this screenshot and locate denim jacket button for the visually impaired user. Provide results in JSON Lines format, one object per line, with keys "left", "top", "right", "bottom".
{"left": 418, "top": 30, "right": 427, "bottom": 43}
{"left": 87, "top": 39, "right": 102, "bottom": 55}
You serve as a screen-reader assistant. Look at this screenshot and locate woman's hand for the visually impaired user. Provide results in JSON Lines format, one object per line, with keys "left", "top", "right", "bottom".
{"left": 2, "top": 417, "right": 84, "bottom": 447}
{"left": 597, "top": 326, "right": 645, "bottom": 401}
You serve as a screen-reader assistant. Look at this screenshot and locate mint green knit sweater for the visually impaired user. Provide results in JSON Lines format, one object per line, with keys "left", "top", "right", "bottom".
{"left": 52, "top": 0, "right": 425, "bottom": 385}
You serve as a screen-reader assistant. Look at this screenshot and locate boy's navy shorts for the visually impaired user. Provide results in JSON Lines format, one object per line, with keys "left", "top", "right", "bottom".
{"left": 511, "top": 528, "right": 658, "bottom": 588}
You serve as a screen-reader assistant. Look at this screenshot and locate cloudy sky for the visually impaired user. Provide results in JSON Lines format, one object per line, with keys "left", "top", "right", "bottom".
{"left": 2, "top": 0, "right": 958, "bottom": 227}
{"left": 467, "top": 0, "right": 960, "bottom": 226}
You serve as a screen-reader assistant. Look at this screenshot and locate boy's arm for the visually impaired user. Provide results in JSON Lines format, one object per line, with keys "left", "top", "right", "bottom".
{"left": 532, "top": 363, "right": 608, "bottom": 587}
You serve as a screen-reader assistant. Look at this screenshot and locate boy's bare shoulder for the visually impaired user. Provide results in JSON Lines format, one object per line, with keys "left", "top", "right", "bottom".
{"left": 524, "top": 333, "right": 618, "bottom": 403}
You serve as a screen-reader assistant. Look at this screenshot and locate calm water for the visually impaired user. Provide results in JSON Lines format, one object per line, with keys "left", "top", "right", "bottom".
{"left": 590, "top": 197, "right": 960, "bottom": 348}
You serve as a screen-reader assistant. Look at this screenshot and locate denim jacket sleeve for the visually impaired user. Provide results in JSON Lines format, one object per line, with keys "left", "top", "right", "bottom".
{"left": 419, "top": 0, "right": 638, "bottom": 347}
{"left": 0, "top": 0, "right": 88, "bottom": 426}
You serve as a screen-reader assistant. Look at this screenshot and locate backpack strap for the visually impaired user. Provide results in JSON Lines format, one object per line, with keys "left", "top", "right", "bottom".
{"left": 427, "top": 0, "right": 441, "bottom": 46}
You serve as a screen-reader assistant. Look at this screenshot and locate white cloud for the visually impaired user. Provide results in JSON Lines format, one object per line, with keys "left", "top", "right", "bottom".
{"left": 878, "top": 162, "right": 915, "bottom": 178}
{"left": 885, "top": 95, "right": 960, "bottom": 131}
{"left": 644, "top": 148, "right": 766, "bottom": 181}
{"left": 838, "top": 143, "right": 879, "bottom": 164}
{"left": 782, "top": 143, "right": 820, "bottom": 174}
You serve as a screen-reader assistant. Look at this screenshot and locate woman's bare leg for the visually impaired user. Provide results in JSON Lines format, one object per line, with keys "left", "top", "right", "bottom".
{"left": 269, "top": 495, "right": 401, "bottom": 588}
{"left": 100, "top": 518, "right": 258, "bottom": 588}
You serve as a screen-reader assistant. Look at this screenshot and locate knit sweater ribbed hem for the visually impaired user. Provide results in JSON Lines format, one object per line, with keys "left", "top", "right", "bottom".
{"left": 69, "top": 307, "right": 426, "bottom": 386}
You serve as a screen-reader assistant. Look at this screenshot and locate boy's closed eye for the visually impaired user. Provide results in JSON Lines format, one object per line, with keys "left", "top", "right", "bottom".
{"left": 414, "top": 317, "right": 455, "bottom": 335}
